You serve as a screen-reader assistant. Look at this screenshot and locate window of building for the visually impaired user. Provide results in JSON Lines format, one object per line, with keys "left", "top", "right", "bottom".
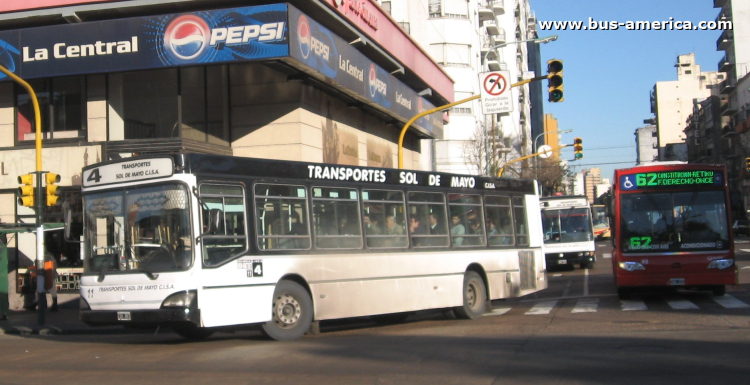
{"left": 381, "top": 1, "right": 391, "bottom": 15}
{"left": 16, "top": 76, "right": 86, "bottom": 142}
{"left": 430, "top": 43, "right": 471, "bottom": 67}
{"left": 398, "top": 21, "right": 410, "bottom": 35}
{"left": 428, "top": 0, "right": 468, "bottom": 18}
{"left": 107, "top": 66, "right": 229, "bottom": 144}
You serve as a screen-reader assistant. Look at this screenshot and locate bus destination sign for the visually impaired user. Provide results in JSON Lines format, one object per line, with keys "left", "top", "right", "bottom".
{"left": 620, "top": 170, "right": 722, "bottom": 191}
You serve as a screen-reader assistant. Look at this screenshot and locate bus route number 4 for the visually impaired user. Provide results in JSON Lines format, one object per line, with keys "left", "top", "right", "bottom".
{"left": 247, "top": 262, "right": 263, "bottom": 278}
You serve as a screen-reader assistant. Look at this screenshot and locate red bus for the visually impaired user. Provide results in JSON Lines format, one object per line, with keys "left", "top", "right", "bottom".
{"left": 608, "top": 163, "right": 736, "bottom": 299}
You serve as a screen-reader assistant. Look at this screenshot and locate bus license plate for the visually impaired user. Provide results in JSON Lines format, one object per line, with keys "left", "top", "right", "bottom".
{"left": 558, "top": 260, "right": 567, "bottom": 265}
{"left": 117, "top": 311, "right": 132, "bottom": 321}
{"left": 669, "top": 278, "right": 685, "bottom": 286}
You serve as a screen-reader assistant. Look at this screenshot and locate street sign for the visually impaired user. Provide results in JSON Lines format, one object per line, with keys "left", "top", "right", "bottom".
{"left": 537, "top": 145, "right": 553, "bottom": 159}
{"left": 479, "top": 71, "right": 513, "bottom": 115}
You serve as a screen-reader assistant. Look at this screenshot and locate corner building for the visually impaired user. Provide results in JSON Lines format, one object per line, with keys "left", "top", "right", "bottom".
{"left": 0, "top": 0, "right": 453, "bottom": 309}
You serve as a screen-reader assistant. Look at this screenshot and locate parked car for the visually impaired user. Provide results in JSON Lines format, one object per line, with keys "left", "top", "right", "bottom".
{"left": 734, "top": 219, "right": 750, "bottom": 237}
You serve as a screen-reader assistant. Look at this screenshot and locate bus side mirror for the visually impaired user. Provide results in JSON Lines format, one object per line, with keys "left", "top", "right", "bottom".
{"left": 62, "top": 201, "right": 81, "bottom": 243}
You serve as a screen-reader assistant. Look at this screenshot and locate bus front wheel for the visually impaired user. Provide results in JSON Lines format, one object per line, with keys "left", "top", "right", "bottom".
{"left": 454, "top": 271, "right": 487, "bottom": 319}
{"left": 262, "top": 280, "right": 313, "bottom": 341}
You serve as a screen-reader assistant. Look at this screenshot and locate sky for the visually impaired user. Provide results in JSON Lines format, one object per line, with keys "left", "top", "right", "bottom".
{"left": 530, "top": 0, "right": 725, "bottom": 181}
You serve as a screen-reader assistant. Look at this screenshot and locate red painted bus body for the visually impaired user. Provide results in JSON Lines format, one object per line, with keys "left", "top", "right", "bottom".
{"left": 610, "top": 163, "right": 736, "bottom": 299}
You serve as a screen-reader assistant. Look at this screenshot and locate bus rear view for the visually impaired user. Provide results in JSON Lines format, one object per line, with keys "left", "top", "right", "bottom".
{"left": 610, "top": 164, "right": 736, "bottom": 299}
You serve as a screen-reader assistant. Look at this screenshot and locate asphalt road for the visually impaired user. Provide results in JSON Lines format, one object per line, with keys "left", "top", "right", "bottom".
{"left": 1, "top": 239, "right": 748, "bottom": 385}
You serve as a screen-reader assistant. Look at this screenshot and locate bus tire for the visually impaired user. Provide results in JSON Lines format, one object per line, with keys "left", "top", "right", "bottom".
{"left": 172, "top": 324, "right": 215, "bottom": 341}
{"left": 617, "top": 287, "right": 632, "bottom": 300}
{"left": 262, "top": 280, "right": 313, "bottom": 341}
{"left": 454, "top": 271, "right": 487, "bottom": 320}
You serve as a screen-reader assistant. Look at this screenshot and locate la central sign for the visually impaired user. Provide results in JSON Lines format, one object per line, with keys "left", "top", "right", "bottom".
{"left": 330, "top": 0, "right": 379, "bottom": 31}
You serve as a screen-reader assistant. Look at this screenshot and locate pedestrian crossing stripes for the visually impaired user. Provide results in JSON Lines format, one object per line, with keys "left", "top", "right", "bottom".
{"left": 494, "top": 295, "right": 750, "bottom": 316}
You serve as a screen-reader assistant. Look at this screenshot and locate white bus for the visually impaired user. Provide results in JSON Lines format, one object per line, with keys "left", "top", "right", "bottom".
{"left": 540, "top": 196, "right": 596, "bottom": 269}
{"left": 76, "top": 154, "right": 547, "bottom": 340}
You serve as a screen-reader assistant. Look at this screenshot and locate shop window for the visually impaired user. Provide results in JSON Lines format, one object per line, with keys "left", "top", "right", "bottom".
{"left": 16, "top": 76, "right": 86, "bottom": 142}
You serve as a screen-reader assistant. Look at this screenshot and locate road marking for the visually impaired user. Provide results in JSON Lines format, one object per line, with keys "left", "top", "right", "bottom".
{"left": 666, "top": 298, "right": 699, "bottom": 310}
{"left": 602, "top": 253, "right": 612, "bottom": 259}
{"left": 620, "top": 300, "right": 647, "bottom": 311}
{"left": 742, "top": 266, "right": 750, "bottom": 270}
{"left": 740, "top": 249, "right": 750, "bottom": 253}
{"left": 572, "top": 298, "right": 598, "bottom": 313}
{"left": 583, "top": 268, "right": 589, "bottom": 297}
{"left": 711, "top": 295, "right": 750, "bottom": 309}
{"left": 551, "top": 273, "right": 562, "bottom": 277}
{"left": 525, "top": 300, "right": 558, "bottom": 315}
{"left": 483, "top": 308, "right": 512, "bottom": 316}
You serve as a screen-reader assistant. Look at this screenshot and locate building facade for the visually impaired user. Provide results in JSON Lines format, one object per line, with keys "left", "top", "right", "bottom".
{"left": 0, "top": 0, "right": 454, "bottom": 308}
{"left": 383, "top": 0, "right": 543, "bottom": 176}
{"left": 634, "top": 124, "right": 659, "bottom": 165}
{"left": 650, "top": 53, "right": 724, "bottom": 161}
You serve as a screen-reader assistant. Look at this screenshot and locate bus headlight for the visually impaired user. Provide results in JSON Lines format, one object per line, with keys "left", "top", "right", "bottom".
{"left": 707, "top": 259, "right": 734, "bottom": 270}
{"left": 161, "top": 290, "right": 197, "bottom": 308}
{"left": 619, "top": 261, "right": 645, "bottom": 271}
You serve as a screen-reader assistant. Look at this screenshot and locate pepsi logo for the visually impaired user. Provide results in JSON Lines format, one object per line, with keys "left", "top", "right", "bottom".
{"left": 297, "top": 15, "right": 311, "bottom": 59}
{"left": 164, "top": 15, "right": 210, "bottom": 62}
{"left": 368, "top": 63, "right": 387, "bottom": 97}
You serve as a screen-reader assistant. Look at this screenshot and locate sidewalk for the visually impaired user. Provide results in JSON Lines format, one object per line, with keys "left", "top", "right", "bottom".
{"left": 0, "top": 305, "right": 133, "bottom": 336}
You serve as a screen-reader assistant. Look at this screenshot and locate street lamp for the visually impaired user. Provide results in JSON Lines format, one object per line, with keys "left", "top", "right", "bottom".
{"left": 483, "top": 35, "right": 558, "bottom": 69}
{"left": 534, "top": 128, "right": 573, "bottom": 155}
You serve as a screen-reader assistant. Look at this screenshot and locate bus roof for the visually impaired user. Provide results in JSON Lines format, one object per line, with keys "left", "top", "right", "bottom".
{"left": 82, "top": 153, "right": 537, "bottom": 194}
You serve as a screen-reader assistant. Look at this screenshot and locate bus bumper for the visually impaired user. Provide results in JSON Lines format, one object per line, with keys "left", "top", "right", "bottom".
{"left": 80, "top": 308, "right": 201, "bottom": 327}
{"left": 615, "top": 272, "right": 736, "bottom": 288}
{"left": 545, "top": 251, "right": 595, "bottom": 267}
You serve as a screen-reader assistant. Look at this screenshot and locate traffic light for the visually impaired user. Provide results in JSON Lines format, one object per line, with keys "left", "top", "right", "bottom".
{"left": 18, "top": 173, "right": 35, "bottom": 207}
{"left": 547, "top": 59, "right": 563, "bottom": 102}
{"left": 746, "top": 157, "right": 750, "bottom": 171}
{"left": 45, "top": 172, "right": 61, "bottom": 206}
{"left": 573, "top": 137, "right": 583, "bottom": 160}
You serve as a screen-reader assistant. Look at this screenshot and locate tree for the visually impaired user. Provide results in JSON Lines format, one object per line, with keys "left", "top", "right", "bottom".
{"left": 462, "top": 123, "right": 509, "bottom": 176}
{"left": 521, "top": 157, "right": 571, "bottom": 195}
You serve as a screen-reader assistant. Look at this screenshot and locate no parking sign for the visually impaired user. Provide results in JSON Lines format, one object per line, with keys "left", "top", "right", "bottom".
{"left": 478, "top": 71, "right": 513, "bottom": 114}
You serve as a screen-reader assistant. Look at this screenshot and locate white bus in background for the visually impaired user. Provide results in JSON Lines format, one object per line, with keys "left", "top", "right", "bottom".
{"left": 74, "top": 153, "right": 548, "bottom": 341}
{"left": 540, "top": 195, "right": 596, "bottom": 269}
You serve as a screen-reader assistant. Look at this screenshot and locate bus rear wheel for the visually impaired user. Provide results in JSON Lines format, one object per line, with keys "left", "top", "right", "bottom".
{"left": 454, "top": 271, "right": 487, "bottom": 320}
{"left": 262, "top": 280, "right": 313, "bottom": 341}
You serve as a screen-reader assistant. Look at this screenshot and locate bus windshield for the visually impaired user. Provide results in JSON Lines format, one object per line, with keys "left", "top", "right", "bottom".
{"left": 620, "top": 190, "right": 729, "bottom": 253}
{"left": 83, "top": 183, "right": 192, "bottom": 275}
{"left": 541, "top": 208, "right": 593, "bottom": 243}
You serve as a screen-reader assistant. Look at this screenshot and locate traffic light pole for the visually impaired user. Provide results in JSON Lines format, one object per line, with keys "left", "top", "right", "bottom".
{"left": 0, "top": 64, "right": 48, "bottom": 324}
{"left": 497, "top": 144, "right": 569, "bottom": 177}
{"left": 398, "top": 75, "right": 552, "bottom": 169}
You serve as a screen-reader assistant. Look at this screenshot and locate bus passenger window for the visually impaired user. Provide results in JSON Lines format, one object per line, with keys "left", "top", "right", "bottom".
{"left": 312, "top": 187, "right": 362, "bottom": 249}
{"left": 255, "top": 184, "right": 311, "bottom": 251}
{"left": 485, "top": 195, "right": 515, "bottom": 246}
{"left": 407, "top": 191, "right": 449, "bottom": 248}
{"left": 199, "top": 184, "right": 248, "bottom": 266}
{"left": 448, "top": 194, "right": 484, "bottom": 247}
{"left": 513, "top": 196, "right": 529, "bottom": 246}
{"left": 363, "top": 189, "right": 407, "bottom": 248}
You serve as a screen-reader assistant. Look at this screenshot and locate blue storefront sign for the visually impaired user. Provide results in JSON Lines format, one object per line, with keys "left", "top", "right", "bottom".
{"left": 0, "top": 3, "right": 442, "bottom": 137}
{"left": 0, "top": 4, "right": 288, "bottom": 79}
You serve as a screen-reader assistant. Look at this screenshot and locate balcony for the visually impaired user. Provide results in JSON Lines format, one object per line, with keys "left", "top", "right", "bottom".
{"left": 527, "top": 11, "right": 537, "bottom": 28}
{"left": 722, "top": 125, "right": 736, "bottom": 138}
{"left": 720, "top": 78, "right": 735, "bottom": 95}
{"left": 491, "top": 0, "right": 505, "bottom": 15}
{"left": 486, "top": 58, "right": 501, "bottom": 71}
{"left": 494, "top": 28, "right": 506, "bottom": 44}
{"left": 718, "top": 55, "right": 734, "bottom": 72}
{"left": 484, "top": 20, "right": 500, "bottom": 36}
{"left": 736, "top": 119, "right": 750, "bottom": 134}
{"left": 478, "top": 4, "right": 495, "bottom": 22}
{"left": 480, "top": 35, "right": 493, "bottom": 55}
{"left": 716, "top": 29, "right": 732, "bottom": 51}
{"left": 721, "top": 101, "right": 738, "bottom": 117}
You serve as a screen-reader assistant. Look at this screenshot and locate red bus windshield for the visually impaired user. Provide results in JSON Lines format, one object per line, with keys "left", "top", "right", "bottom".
{"left": 619, "top": 190, "right": 729, "bottom": 253}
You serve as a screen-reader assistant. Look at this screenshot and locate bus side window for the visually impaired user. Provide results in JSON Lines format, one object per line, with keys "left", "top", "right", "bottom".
{"left": 312, "top": 187, "right": 362, "bottom": 249}
{"left": 363, "top": 189, "right": 408, "bottom": 249}
{"left": 512, "top": 196, "right": 529, "bottom": 246}
{"left": 255, "top": 183, "right": 311, "bottom": 251}
{"left": 485, "top": 195, "right": 515, "bottom": 246}
{"left": 199, "top": 184, "right": 248, "bottom": 266}
{"left": 448, "top": 193, "right": 484, "bottom": 247}
{"left": 407, "top": 191, "right": 449, "bottom": 248}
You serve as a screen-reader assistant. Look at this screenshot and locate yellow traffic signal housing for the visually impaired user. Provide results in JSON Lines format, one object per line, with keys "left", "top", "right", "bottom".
{"left": 18, "top": 173, "right": 35, "bottom": 207}
{"left": 573, "top": 137, "right": 583, "bottom": 159}
{"left": 547, "top": 59, "right": 564, "bottom": 102}
{"left": 746, "top": 157, "right": 750, "bottom": 171}
{"left": 46, "top": 172, "right": 61, "bottom": 206}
